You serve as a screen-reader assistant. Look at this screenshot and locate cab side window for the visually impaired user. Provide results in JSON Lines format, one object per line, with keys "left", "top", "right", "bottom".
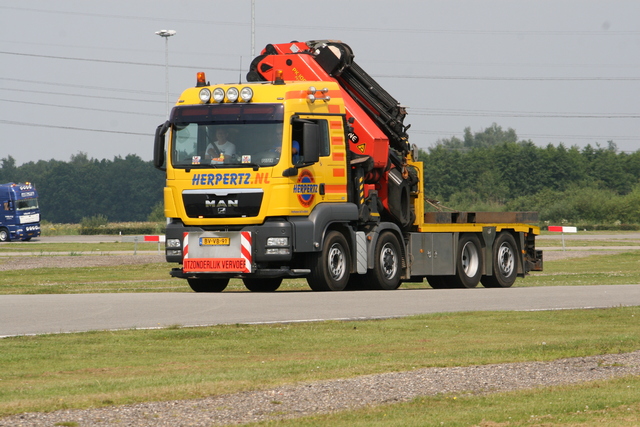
{"left": 317, "top": 120, "right": 330, "bottom": 157}
{"left": 292, "top": 119, "right": 330, "bottom": 160}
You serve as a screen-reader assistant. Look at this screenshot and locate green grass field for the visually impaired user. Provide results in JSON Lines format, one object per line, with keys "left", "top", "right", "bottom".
{"left": 1, "top": 237, "right": 639, "bottom": 425}
{"left": 513, "top": 251, "right": 640, "bottom": 287}
{"left": 0, "top": 241, "right": 161, "bottom": 254}
{"left": 0, "top": 307, "right": 638, "bottom": 421}
{"left": 1, "top": 249, "right": 639, "bottom": 294}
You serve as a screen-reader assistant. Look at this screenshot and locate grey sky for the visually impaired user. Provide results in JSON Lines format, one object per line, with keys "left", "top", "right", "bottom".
{"left": 1, "top": 1, "right": 638, "bottom": 166}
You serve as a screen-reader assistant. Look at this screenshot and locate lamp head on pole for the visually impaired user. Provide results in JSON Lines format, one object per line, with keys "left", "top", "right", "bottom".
{"left": 155, "top": 29, "right": 176, "bottom": 38}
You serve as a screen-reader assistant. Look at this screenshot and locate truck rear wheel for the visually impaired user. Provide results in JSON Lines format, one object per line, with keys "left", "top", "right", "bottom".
{"left": 366, "top": 231, "right": 402, "bottom": 290}
{"left": 427, "top": 275, "right": 450, "bottom": 289}
{"left": 243, "top": 278, "right": 282, "bottom": 292}
{"left": 307, "top": 231, "right": 350, "bottom": 291}
{"left": 481, "top": 232, "right": 518, "bottom": 288}
{"left": 452, "top": 234, "right": 483, "bottom": 288}
{"left": 187, "top": 278, "right": 229, "bottom": 292}
{"left": 0, "top": 228, "right": 10, "bottom": 242}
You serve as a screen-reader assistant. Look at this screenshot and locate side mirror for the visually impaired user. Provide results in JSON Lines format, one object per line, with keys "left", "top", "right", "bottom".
{"left": 154, "top": 121, "right": 170, "bottom": 171}
{"left": 302, "top": 122, "right": 319, "bottom": 163}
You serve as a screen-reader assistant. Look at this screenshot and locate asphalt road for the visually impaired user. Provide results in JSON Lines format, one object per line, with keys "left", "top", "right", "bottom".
{"left": 2, "top": 284, "right": 640, "bottom": 338}
{"left": 29, "top": 233, "right": 640, "bottom": 243}
{"left": 2, "top": 233, "right": 639, "bottom": 338}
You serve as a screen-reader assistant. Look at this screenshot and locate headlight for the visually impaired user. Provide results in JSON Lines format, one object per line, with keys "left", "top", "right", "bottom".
{"left": 226, "top": 87, "right": 239, "bottom": 102}
{"left": 166, "top": 238, "right": 181, "bottom": 248}
{"left": 212, "top": 88, "right": 225, "bottom": 103}
{"left": 266, "top": 248, "right": 290, "bottom": 255}
{"left": 266, "top": 237, "right": 289, "bottom": 247}
{"left": 199, "top": 88, "right": 211, "bottom": 103}
{"left": 240, "top": 87, "right": 253, "bottom": 102}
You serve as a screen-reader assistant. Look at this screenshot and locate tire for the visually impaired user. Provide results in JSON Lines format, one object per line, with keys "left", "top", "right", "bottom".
{"left": 187, "top": 278, "right": 229, "bottom": 292}
{"left": 0, "top": 228, "right": 10, "bottom": 242}
{"left": 307, "top": 231, "right": 351, "bottom": 291}
{"left": 481, "top": 232, "right": 518, "bottom": 288}
{"left": 451, "top": 234, "right": 483, "bottom": 288}
{"left": 346, "top": 274, "right": 367, "bottom": 290}
{"left": 366, "top": 232, "right": 402, "bottom": 290}
{"left": 427, "top": 275, "right": 451, "bottom": 289}
{"left": 243, "top": 277, "right": 282, "bottom": 292}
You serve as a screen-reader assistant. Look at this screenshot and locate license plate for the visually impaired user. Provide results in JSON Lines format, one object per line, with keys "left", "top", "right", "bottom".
{"left": 199, "top": 237, "right": 230, "bottom": 246}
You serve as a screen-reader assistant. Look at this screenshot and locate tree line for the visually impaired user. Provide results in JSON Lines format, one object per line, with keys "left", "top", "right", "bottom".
{"left": 2, "top": 124, "right": 639, "bottom": 226}
{"left": 420, "top": 124, "right": 640, "bottom": 226}
{"left": 0, "top": 153, "right": 164, "bottom": 224}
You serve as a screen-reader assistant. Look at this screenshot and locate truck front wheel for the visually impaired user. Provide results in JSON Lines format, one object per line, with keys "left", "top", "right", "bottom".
{"left": 243, "top": 278, "right": 282, "bottom": 292}
{"left": 187, "top": 278, "right": 229, "bottom": 292}
{"left": 307, "top": 231, "right": 351, "bottom": 291}
{"left": 0, "top": 228, "right": 10, "bottom": 242}
{"left": 452, "top": 234, "right": 483, "bottom": 288}
{"left": 366, "top": 232, "right": 402, "bottom": 290}
{"left": 481, "top": 232, "right": 518, "bottom": 288}
{"left": 427, "top": 275, "right": 450, "bottom": 289}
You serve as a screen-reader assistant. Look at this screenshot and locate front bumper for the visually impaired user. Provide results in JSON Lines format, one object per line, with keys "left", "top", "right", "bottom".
{"left": 165, "top": 219, "right": 305, "bottom": 279}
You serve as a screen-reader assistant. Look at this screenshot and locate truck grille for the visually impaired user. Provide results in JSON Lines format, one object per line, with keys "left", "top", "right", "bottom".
{"left": 182, "top": 189, "right": 263, "bottom": 218}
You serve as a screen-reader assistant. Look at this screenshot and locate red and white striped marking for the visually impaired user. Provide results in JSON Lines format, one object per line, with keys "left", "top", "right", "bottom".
{"left": 142, "top": 235, "right": 166, "bottom": 242}
{"left": 182, "top": 232, "right": 190, "bottom": 259}
{"left": 241, "top": 231, "right": 252, "bottom": 273}
{"left": 548, "top": 226, "right": 577, "bottom": 233}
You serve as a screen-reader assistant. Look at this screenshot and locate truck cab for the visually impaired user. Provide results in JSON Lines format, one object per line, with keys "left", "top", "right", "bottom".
{"left": 155, "top": 77, "right": 361, "bottom": 291}
{"left": 0, "top": 182, "right": 41, "bottom": 242}
{"left": 154, "top": 40, "right": 542, "bottom": 293}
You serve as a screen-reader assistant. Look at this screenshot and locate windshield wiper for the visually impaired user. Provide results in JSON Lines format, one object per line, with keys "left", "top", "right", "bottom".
{"left": 237, "top": 163, "right": 260, "bottom": 171}
{"left": 205, "top": 162, "right": 261, "bottom": 171}
{"left": 179, "top": 162, "right": 261, "bottom": 171}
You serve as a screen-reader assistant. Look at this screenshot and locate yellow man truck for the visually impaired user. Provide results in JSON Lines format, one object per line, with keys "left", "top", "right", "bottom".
{"left": 154, "top": 40, "right": 543, "bottom": 292}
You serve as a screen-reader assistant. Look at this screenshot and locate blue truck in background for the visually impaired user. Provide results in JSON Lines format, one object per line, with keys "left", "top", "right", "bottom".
{"left": 0, "top": 182, "right": 41, "bottom": 242}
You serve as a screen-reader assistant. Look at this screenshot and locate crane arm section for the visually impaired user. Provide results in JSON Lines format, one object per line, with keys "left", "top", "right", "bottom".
{"left": 247, "top": 40, "right": 410, "bottom": 156}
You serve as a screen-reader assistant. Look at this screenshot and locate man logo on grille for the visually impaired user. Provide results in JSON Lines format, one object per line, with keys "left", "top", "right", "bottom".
{"left": 205, "top": 199, "right": 238, "bottom": 208}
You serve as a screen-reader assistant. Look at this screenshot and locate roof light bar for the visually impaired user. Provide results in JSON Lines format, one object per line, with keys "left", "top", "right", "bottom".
{"left": 212, "top": 88, "right": 225, "bottom": 103}
{"left": 199, "top": 88, "right": 211, "bottom": 103}
{"left": 240, "top": 87, "right": 253, "bottom": 102}
{"left": 226, "top": 87, "right": 239, "bottom": 102}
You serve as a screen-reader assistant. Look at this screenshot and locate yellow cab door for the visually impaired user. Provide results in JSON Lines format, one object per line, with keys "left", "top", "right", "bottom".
{"left": 287, "top": 115, "right": 348, "bottom": 214}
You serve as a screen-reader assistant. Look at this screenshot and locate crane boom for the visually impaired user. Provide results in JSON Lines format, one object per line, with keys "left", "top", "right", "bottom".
{"left": 247, "top": 40, "right": 410, "bottom": 156}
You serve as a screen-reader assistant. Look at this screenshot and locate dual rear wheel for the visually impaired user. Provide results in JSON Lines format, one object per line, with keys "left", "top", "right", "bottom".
{"left": 428, "top": 232, "right": 518, "bottom": 289}
{"left": 307, "top": 230, "right": 402, "bottom": 291}
{"left": 481, "top": 232, "right": 518, "bottom": 288}
{"left": 365, "top": 232, "right": 402, "bottom": 290}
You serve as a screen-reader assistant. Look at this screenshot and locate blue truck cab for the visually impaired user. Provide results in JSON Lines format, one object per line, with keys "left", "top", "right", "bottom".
{"left": 0, "top": 182, "right": 41, "bottom": 242}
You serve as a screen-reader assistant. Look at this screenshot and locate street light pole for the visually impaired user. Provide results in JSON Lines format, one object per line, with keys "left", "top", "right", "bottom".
{"left": 251, "top": 0, "right": 255, "bottom": 57}
{"left": 155, "top": 29, "right": 176, "bottom": 119}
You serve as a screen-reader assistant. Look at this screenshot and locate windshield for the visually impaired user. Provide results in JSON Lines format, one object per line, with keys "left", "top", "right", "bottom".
{"left": 170, "top": 103, "right": 285, "bottom": 168}
{"left": 172, "top": 122, "right": 284, "bottom": 168}
{"left": 16, "top": 198, "right": 38, "bottom": 210}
